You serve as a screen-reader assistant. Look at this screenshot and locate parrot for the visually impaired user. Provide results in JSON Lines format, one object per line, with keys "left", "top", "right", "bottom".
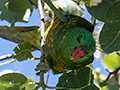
{"left": 0, "top": 0, "right": 95, "bottom": 74}
{"left": 45, "top": 15, "right": 96, "bottom": 74}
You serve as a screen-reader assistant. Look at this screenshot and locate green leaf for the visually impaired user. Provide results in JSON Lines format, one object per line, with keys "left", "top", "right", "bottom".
{"left": 7, "top": 85, "right": 21, "bottom": 90}
{"left": 81, "top": 84, "right": 99, "bottom": 90}
{"left": 103, "top": 51, "right": 120, "bottom": 70}
{"left": 13, "top": 41, "right": 33, "bottom": 61}
{"left": 56, "top": 67, "right": 99, "bottom": 90}
{"left": 0, "top": 81, "right": 12, "bottom": 90}
{"left": 102, "top": 85, "right": 118, "bottom": 90}
{"left": 0, "top": 73, "right": 28, "bottom": 89}
{"left": 99, "top": 1, "right": 120, "bottom": 53}
{"left": 0, "top": 0, "right": 36, "bottom": 24}
{"left": 25, "top": 84, "right": 36, "bottom": 90}
{"left": 105, "top": 1, "right": 120, "bottom": 22}
{"left": 87, "top": 0, "right": 116, "bottom": 21}
{"left": 100, "top": 75, "right": 119, "bottom": 90}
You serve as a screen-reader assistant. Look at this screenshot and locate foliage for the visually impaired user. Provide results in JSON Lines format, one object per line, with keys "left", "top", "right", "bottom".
{"left": 56, "top": 67, "right": 99, "bottom": 90}
{"left": 0, "top": 0, "right": 36, "bottom": 25}
{"left": 0, "top": 73, "right": 35, "bottom": 90}
{"left": 87, "top": 0, "right": 116, "bottom": 21}
{"left": 13, "top": 41, "right": 33, "bottom": 61}
{"left": 0, "top": 0, "right": 120, "bottom": 90}
{"left": 99, "top": 1, "right": 120, "bottom": 53}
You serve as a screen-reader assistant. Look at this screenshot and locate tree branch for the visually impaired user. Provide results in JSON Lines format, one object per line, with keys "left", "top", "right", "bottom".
{"left": 0, "top": 59, "right": 16, "bottom": 66}
{"left": 104, "top": 67, "right": 120, "bottom": 82}
{"left": 34, "top": 0, "right": 46, "bottom": 90}
{"left": 38, "top": 0, "right": 45, "bottom": 56}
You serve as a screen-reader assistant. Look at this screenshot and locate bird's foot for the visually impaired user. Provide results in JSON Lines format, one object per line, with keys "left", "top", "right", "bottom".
{"left": 35, "top": 62, "right": 50, "bottom": 75}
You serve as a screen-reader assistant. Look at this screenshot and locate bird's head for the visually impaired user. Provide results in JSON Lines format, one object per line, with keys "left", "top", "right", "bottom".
{"left": 58, "top": 27, "right": 95, "bottom": 64}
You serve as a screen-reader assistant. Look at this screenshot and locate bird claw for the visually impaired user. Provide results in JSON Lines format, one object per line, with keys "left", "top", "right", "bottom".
{"left": 35, "top": 62, "right": 50, "bottom": 74}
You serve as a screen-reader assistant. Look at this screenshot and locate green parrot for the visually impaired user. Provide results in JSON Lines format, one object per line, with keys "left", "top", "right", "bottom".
{"left": 0, "top": 0, "right": 95, "bottom": 74}
{"left": 45, "top": 15, "right": 96, "bottom": 74}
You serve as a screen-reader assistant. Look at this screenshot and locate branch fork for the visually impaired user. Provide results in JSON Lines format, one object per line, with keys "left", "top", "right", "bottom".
{"left": 104, "top": 67, "right": 120, "bottom": 82}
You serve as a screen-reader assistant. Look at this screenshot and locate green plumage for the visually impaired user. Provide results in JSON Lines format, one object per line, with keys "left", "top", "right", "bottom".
{"left": 45, "top": 15, "right": 95, "bottom": 74}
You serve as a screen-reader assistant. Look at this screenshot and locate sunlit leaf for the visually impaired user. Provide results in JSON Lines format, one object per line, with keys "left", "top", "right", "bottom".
{"left": 103, "top": 51, "right": 120, "bottom": 70}
{"left": 53, "top": 0, "right": 84, "bottom": 16}
{"left": 45, "top": 0, "right": 84, "bottom": 19}
{"left": 25, "top": 84, "right": 36, "bottom": 90}
{"left": 0, "top": 81, "right": 12, "bottom": 90}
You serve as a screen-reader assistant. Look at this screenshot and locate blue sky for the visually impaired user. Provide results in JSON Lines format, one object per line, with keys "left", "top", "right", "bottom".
{"left": 0, "top": 7, "right": 108, "bottom": 90}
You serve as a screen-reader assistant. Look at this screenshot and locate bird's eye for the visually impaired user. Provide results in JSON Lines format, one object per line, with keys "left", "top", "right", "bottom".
{"left": 76, "top": 35, "right": 82, "bottom": 43}
{"left": 80, "top": 46, "right": 85, "bottom": 51}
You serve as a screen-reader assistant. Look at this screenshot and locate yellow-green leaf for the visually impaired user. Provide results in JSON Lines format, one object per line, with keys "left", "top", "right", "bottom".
{"left": 103, "top": 51, "right": 120, "bottom": 70}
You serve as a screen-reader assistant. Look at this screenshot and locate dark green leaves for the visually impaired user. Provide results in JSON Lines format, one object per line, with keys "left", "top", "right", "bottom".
{"left": 0, "top": 0, "right": 36, "bottom": 24}
{"left": 99, "top": 1, "right": 120, "bottom": 53}
{"left": 87, "top": 0, "right": 120, "bottom": 53}
{"left": 56, "top": 67, "right": 99, "bottom": 90}
{"left": 87, "top": 0, "right": 116, "bottom": 21}
{"left": 13, "top": 41, "right": 33, "bottom": 61}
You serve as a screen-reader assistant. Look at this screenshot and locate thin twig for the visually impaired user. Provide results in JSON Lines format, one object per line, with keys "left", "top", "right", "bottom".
{"left": 104, "top": 67, "right": 120, "bottom": 82}
{"left": 46, "top": 70, "right": 50, "bottom": 84}
{"left": 96, "top": 48, "right": 105, "bottom": 53}
{"left": 45, "top": 84, "right": 56, "bottom": 89}
{"left": 0, "top": 54, "right": 13, "bottom": 61}
{"left": 117, "top": 52, "right": 120, "bottom": 56}
{"left": 0, "top": 59, "right": 16, "bottom": 66}
{"left": 35, "top": 0, "right": 46, "bottom": 90}
{"left": 119, "top": 74, "right": 120, "bottom": 90}
{"left": 38, "top": 0, "right": 45, "bottom": 56}
{"left": 20, "top": 82, "right": 36, "bottom": 90}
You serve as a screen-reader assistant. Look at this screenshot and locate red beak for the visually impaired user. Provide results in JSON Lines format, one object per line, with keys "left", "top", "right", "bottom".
{"left": 71, "top": 47, "right": 84, "bottom": 60}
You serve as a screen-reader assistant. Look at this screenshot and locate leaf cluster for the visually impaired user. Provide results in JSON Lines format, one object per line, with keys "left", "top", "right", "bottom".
{"left": 0, "top": 0, "right": 37, "bottom": 26}
{"left": 13, "top": 41, "right": 33, "bottom": 61}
